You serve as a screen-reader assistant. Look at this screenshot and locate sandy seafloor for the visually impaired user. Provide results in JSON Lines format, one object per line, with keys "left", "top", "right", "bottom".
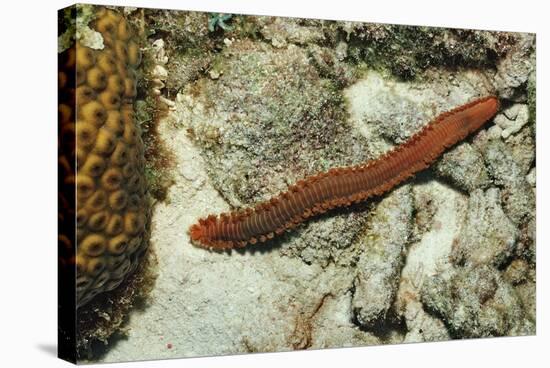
{"left": 83, "top": 9, "right": 536, "bottom": 363}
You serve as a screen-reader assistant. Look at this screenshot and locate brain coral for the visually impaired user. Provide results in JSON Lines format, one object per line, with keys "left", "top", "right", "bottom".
{"left": 59, "top": 8, "right": 150, "bottom": 308}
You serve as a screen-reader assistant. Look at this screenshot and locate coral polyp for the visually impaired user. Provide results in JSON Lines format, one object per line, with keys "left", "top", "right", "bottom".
{"left": 59, "top": 8, "right": 150, "bottom": 308}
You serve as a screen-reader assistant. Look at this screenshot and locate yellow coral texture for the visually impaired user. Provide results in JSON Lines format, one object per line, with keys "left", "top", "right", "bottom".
{"left": 61, "top": 8, "right": 149, "bottom": 307}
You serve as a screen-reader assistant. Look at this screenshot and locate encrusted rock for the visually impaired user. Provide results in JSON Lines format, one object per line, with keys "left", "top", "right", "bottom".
{"left": 451, "top": 188, "right": 518, "bottom": 267}
{"left": 421, "top": 265, "right": 532, "bottom": 338}
{"left": 435, "top": 142, "right": 491, "bottom": 192}
{"left": 494, "top": 33, "right": 535, "bottom": 101}
{"left": 351, "top": 186, "right": 412, "bottom": 330}
{"left": 481, "top": 138, "right": 535, "bottom": 226}
{"left": 258, "top": 17, "right": 326, "bottom": 47}
{"left": 494, "top": 104, "right": 530, "bottom": 140}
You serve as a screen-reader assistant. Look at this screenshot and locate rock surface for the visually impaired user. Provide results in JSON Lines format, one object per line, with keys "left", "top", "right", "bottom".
{"left": 93, "top": 11, "right": 535, "bottom": 362}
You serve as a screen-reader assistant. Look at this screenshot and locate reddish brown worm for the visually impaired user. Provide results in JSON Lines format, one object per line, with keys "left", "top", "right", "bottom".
{"left": 189, "top": 96, "right": 500, "bottom": 250}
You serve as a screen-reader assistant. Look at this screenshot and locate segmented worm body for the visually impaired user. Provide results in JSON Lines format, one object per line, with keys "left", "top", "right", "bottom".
{"left": 189, "top": 96, "right": 500, "bottom": 250}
